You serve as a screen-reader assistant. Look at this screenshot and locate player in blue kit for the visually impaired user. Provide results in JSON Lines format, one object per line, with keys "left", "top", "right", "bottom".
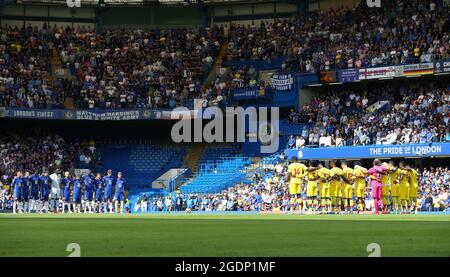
{"left": 40, "top": 170, "right": 51, "bottom": 213}
{"left": 22, "top": 171, "right": 31, "bottom": 213}
{"left": 103, "top": 169, "right": 115, "bottom": 213}
{"left": 83, "top": 171, "right": 95, "bottom": 213}
{"left": 73, "top": 174, "right": 83, "bottom": 213}
{"left": 11, "top": 171, "right": 24, "bottom": 214}
{"left": 94, "top": 173, "right": 104, "bottom": 213}
{"left": 114, "top": 172, "right": 126, "bottom": 213}
{"left": 62, "top": 171, "right": 73, "bottom": 213}
{"left": 29, "top": 171, "right": 40, "bottom": 212}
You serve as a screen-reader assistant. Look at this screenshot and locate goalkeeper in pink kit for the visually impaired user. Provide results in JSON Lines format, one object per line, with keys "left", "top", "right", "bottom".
{"left": 367, "top": 159, "right": 386, "bottom": 214}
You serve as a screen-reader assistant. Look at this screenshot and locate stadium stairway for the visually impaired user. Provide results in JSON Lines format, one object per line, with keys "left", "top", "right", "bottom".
{"left": 49, "top": 44, "right": 76, "bottom": 110}
{"left": 180, "top": 143, "right": 247, "bottom": 194}
{"left": 63, "top": 97, "right": 76, "bottom": 110}
{"left": 200, "top": 41, "right": 229, "bottom": 94}
{"left": 100, "top": 143, "right": 187, "bottom": 189}
{"left": 214, "top": 41, "right": 228, "bottom": 68}
{"left": 185, "top": 144, "right": 205, "bottom": 172}
{"left": 180, "top": 156, "right": 250, "bottom": 194}
{"left": 50, "top": 47, "right": 62, "bottom": 68}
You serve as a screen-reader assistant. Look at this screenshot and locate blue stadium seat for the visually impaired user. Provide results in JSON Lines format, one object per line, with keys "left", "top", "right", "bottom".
{"left": 100, "top": 143, "right": 187, "bottom": 189}
{"left": 180, "top": 156, "right": 249, "bottom": 194}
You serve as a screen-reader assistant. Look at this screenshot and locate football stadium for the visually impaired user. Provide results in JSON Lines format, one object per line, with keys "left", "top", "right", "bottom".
{"left": 0, "top": 0, "right": 449, "bottom": 260}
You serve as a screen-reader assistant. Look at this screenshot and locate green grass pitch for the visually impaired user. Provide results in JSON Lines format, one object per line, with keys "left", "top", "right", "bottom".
{"left": 0, "top": 213, "right": 449, "bottom": 257}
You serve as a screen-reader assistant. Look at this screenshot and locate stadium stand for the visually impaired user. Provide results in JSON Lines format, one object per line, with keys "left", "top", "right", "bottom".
{"left": 0, "top": 131, "right": 101, "bottom": 177}
{"left": 0, "top": 27, "right": 64, "bottom": 109}
{"left": 134, "top": 160, "right": 449, "bottom": 213}
{"left": 197, "top": 143, "right": 241, "bottom": 165}
{"left": 52, "top": 27, "right": 223, "bottom": 110}
{"left": 1, "top": 1, "right": 449, "bottom": 111}
{"left": 288, "top": 80, "right": 449, "bottom": 147}
{"left": 180, "top": 156, "right": 250, "bottom": 194}
{"left": 100, "top": 143, "right": 187, "bottom": 188}
{"left": 226, "top": 2, "right": 450, "bottom": 73}
{"left": 0, "top": 0, "right": 449, "bottom": 216}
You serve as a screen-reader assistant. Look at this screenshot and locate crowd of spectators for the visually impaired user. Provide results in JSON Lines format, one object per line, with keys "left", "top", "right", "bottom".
{"left": 1, "top": 0, "right": 450, "bottom": 111}
{"left": 53, "top": 26, "right": 223, "bottom": 109}
{"left": 200, "top": 64, "right": 272, "bottom": 106}
{"left": 0, "top": 132, "right": 67, "bottom": 178}
{"left": 0, "top": 25, "right": 64, "bottom": 109}
{"left": 0, "top": 25, "right": 224, "bottom": 110}
{"left": 131, "top": 162, "right": 449, "bottom": 213}
{"left": 418, "top": 166, "right": 450, "bottom": 211}
{"left": 288, "top": 80, "right": 450, "bottom": 148}
{"left": 227, "top": 0, "right": 450, "bottom": 73}
{"left": 135, "top": 171, "right": 288, "bottom": 212}
{"left": 0, "top": 131, "right": 100, "bottom": 183}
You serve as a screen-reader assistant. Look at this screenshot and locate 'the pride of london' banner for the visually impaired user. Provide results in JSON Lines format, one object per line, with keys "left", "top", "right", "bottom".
{"left": 285, "top": 143, "right": 450, "bottom": 160}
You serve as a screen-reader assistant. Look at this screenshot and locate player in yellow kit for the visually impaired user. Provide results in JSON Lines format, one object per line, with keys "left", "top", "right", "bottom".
{"left": 380, "top": 162, "right": 392, "bottom": 213}
{"left": 318, "top": 162, "right": 331, "bottom": 213}
{"left": 287, "top": 157, "right": 308, "bottom": 214}
{"left": 388, "top": 161, "right": 400, "bottom": 214}
{"left": 353, "top": 161, "right": 367, "bottom": 212}
{"left": 329, "top": 161, "right": 343, "bottom": 213}
{"left": 306, "top": 161, "right": 319, "bottom": 212}
{"left": 341, "top": 161, "right": 354, "bottom": 213}
{"left": 407, "top": 165, "right": 419, "bottom": 214}
{"left": 398, "top": 161, "right": 410, "bottom": 214}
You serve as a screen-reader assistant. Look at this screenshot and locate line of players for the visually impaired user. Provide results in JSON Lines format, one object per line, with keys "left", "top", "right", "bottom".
{"left": 10, "top": 169, "right": 127, "bottom": 214}
{"left": 287, "top": 158, "right": 419, "bottom": 214}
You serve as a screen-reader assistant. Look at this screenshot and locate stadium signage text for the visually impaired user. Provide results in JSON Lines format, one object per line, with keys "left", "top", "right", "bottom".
{"left": 9, "top": 109, "right": 55, "bottom": 119}
{"left": 359, "top": 66, "right": 404, "bottom": 80}
{"left": 337, "top": 68, "right": 359, "bottom": 82}
{"left": 434, "top": 61, "right": 450, "bottom": 73}
{"left": 233, "top": 87, "right": 266, "bottom": 100}
{"left": 319, "top": 70, "right": 337, "bottom": 83}
{"left": 403, "top": 63, "right": 434, "bottom": 76}
{"left": 271, "top": 73, "right": 294, "bottom": 91}
{"left": 334, "top": 60, "right": 450, "bottom": 83}
{"left": 3, "top": 108, "right": 165, "bottom": 121}
{"left": 285, "top": 143, "right": 450, "bottom": 160}
{"left": 368, "top": 145, "right": 442, "bottom": 156}
{"left": 74, "top": 110, "right": 140, "bottom": 121}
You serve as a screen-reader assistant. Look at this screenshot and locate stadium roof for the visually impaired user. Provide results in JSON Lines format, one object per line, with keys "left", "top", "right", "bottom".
{"left": 15, "top": 0, "right": 292, "bottom": 6}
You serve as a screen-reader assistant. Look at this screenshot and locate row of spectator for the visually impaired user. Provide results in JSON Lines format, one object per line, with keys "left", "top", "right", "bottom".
{"left": 0, "top": 131, "right": 100, "bottom": 180}
{"left": 288, "top": 80, "right": 449, "bottom": 148}
{"left": 227, "top": 0, "right": 450, "bottom": 73}
{"left": 139, "top": 164, "right": 450, "bottom": 212}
